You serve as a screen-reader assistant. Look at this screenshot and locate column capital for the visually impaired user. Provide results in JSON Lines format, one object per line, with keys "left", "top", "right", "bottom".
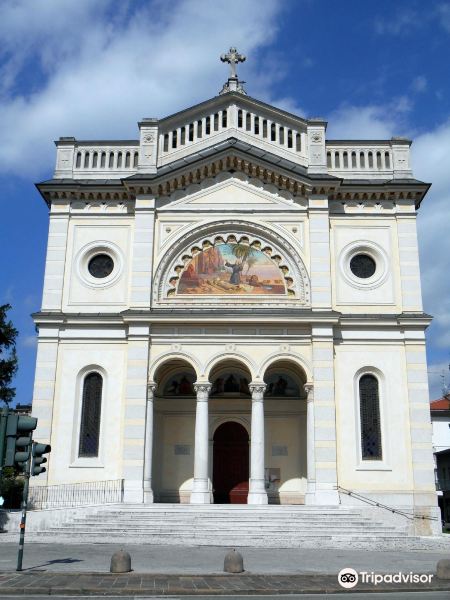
{"left": 249, "top": 383, "right": 266, "bottom": 401}
{"left": 304, "top": 382, "right": 314, "bottom": 402}
{"left": 147, "top": 382, "right": 157, "bottom": 399}
{"left": 194, "top": 383, "right": 212, "bottom": 400}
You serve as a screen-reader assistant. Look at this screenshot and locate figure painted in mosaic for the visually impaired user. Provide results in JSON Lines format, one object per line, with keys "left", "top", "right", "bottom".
{"left": 177, "top": 243, "right": 285, "bottom": 296}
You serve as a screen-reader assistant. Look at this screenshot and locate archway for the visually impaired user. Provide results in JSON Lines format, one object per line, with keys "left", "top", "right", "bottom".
{"left": 153, "top": 358, "right": 198, "bottom": 503}
{"left": 213, "top": 422, "right": 249, "bottom": 504}
{"left": 262, "top": 359, "right": 307, "bottom": 504}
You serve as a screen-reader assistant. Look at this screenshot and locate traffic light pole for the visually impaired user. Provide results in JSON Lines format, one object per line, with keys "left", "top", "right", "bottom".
{"left": 16, "top": 454, "right": 31, "bottom": 572}
{"left": 0, "top": 407, "right": 8, "bottom": 479}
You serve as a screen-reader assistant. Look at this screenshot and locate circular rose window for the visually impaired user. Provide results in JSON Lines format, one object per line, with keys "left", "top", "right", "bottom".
{"left": 87, "top": 254, "right": 114, "bottom": 278}
{"left": 349, "top": 254, "right": 376, "bottom": 279}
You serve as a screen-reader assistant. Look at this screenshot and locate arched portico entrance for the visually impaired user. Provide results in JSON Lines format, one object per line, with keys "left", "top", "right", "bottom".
{"left": 213, "top": 422, "right": 249, "bottom": 504}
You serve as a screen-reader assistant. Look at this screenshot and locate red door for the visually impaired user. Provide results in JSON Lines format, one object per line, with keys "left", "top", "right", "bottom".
{"left": 213, "top": 422, "right": 249, "bottom": 504}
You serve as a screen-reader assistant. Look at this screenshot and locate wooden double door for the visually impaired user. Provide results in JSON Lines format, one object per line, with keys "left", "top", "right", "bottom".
{"left": 213, "top": 422, "right": 249, "bottom": 504}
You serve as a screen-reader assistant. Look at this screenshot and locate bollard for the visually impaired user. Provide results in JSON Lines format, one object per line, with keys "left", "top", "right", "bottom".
{"left": 224, "top": 549, "right": 244, "bottom": 573}
{"left": 110, "top": 550, "right": 132, "bottom": 573}
{"left": 436, "top": 559, "right": 450, "bottom": 580}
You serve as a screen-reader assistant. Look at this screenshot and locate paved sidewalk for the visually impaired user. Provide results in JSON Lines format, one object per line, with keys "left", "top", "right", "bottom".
{"left": 0, "top": 542, "right": 449, "bottom": 574}
{"left": 0, "top": 571, "right": 449, "bottom": 596}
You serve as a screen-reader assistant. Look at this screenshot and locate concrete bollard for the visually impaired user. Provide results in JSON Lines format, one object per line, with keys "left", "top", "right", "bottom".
{"left": 436, "top": 559, "right": 450, "bottom": 579}
{"left": 224, "top": 549, "right": 244, "bottom": 573}
{"left": 110, "top": 550, "right": 132, "bottom": 573}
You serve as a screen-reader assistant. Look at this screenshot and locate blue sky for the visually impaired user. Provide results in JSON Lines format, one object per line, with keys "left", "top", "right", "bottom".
{"left": 1, "top": 0, "right": 450, "bottom": 403}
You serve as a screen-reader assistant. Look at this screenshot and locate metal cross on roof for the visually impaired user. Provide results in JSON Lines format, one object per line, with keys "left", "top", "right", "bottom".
{"left": 220, "top": 47, "right": 246, "bottom": 79}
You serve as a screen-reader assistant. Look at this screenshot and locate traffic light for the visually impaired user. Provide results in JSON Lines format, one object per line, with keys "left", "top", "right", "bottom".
{"left": 31, "top": 442, "right": 51, "bottom": 476}
{"left": 4, "top": 415, "right": 37, "bottom": 472}
{"left": 0, "top": 408, "right": 8, "bottom": 470}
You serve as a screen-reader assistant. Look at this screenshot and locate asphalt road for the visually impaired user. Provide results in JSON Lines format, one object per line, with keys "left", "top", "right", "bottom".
{"left": 0, "top": 593, "right": 449, "bottom": 599}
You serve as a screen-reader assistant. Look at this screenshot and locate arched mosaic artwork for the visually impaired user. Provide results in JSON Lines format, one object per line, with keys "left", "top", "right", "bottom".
{"left": 177, "top": 242, "right": 286, "bottom": 296}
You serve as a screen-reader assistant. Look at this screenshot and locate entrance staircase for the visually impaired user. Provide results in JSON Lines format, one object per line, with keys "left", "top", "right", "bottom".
{"left": 19, "top": 503, "right": 419, "bottom": 547}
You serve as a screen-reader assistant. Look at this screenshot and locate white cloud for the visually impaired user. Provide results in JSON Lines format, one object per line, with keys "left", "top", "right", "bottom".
{"left": 21, "top": 335, "right": 37, "bottom": 348}
{"left": 327, "top": 105, "right": 395, "bottom": 139}
{"left": 411, "top": 75, "right": 427, "bottom": 93}
{"left": 412, "top": 119, "right": 450, "bottom": 348}
{"left": 437, "top": 3, "right": 450, "bottom": 33}
{"left": 374, "top": 9, "right": 422, "bottom": 35}
{"left": 0, "top": 0, "right": 286, "bottom": 177}
{"left": 427, "top": 359, "right": 450, "bottom": 401}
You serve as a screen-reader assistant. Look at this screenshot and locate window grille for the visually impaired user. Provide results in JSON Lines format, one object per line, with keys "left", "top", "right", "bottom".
{"left": 79, "top": 372, "right": 103, "bottom": 458}
{"left": 359, "top": 374, "right": 382, "bottom": 460}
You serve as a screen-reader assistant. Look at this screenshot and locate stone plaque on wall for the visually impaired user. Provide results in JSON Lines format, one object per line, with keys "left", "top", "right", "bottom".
{"left": 174, "top": 444, "right": 191, "bottom": 455}
{"left": 272, "top": 445, "right": 288, "bottom": 456}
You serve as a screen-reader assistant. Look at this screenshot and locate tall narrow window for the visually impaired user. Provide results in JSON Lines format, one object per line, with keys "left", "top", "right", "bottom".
{"left": 79, "top": 372, "right": 103, "bottom": 458}
{"left": 359, "top": 374, "right": 382, "bottom": 460}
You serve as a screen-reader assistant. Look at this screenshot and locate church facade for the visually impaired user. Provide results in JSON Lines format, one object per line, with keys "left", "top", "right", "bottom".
{"left": 31, "top": 52, "right": 439, "bottom": 533}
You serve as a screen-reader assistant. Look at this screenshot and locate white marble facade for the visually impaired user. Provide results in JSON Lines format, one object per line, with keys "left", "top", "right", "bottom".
{"left": 30, "top": 67, "right": 439, "bottom": 534}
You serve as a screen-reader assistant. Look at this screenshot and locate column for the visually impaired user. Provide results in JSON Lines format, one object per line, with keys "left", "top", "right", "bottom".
{"left": 143, "top": 382, "right": 156, "bottom": 504}
{"left": 248, "top": 383, "right": 268, "bottom": 505}
{"left": 304, "top": 383, "right": 316, "bottom": 504}
{"left": 190, "top": 383, "right": 212, "bottom": 504}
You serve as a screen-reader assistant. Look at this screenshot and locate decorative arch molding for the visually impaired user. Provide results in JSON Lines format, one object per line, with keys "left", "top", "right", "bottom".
{"left": 153, "top": 220, "right": 310, "bottom": 308}
{"left": 203, "top": 351, "right": 257, "bottom": 381}
{"left": 258, "top": 351, "right": 312, "bottom": 382}
{"left": 149, "top": 351, "right": 202, "bottom": 382}
{"left": 210, "top": 416, "right": 250, "bottom": 438}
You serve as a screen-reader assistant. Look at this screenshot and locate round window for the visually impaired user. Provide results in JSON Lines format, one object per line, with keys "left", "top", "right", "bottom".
{"left": 350, "top": 254, "right": 376, "bottom": 279}
{"left": 88, "top": 254, "right": 114, "bottom": 278}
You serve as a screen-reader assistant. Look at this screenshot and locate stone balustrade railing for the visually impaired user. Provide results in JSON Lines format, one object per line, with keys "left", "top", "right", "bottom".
{"left": 53, "top": 130, "right": 412, "bottom": 181}
{"left": 158, "top": 104, "right": 309, "bottom": 166}
{"left": 326, "top": 138, "right": 412, "bottom": 178}
{"left": 73, "top": 144, "right": 140, "bottom": 175}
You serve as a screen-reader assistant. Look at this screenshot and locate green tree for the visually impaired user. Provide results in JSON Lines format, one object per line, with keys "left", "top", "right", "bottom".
{"left": 0, "top": 304, "right": 18, "bottom": 406}
{"left": 232, "top": 243, "right": 256, "bottom": 270}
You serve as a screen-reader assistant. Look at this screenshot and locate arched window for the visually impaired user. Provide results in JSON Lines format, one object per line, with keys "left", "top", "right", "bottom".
{"left": 79, "top": 372, "right": 103, "bottom": 458}
{"left": 359, "top": 374, "right": 382, "bottom": 460}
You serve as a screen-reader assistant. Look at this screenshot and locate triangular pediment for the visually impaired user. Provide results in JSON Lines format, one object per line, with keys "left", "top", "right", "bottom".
{"left": 157, "top": 174, "right": 306, "bottom": 212}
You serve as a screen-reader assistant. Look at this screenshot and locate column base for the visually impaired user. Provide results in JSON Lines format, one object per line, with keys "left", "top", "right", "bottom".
{"left": 143, "top": 486, "right": 154, "bottom": 504}
{"left": 190, "top": 490, "right": 212, "bottom": 504}
{"left": 190, "top": 479, "right": 211, "bottom": 504}
{"left": 248, "top": 480, "right": 268, "bottom": 505}
{"left": 247, "top": 491, "right": 268, "bottom": 505}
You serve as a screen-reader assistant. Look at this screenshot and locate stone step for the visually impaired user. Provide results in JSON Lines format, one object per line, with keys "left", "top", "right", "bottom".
{"left": 63, "top": 520, "right": 402, "bottom": 531}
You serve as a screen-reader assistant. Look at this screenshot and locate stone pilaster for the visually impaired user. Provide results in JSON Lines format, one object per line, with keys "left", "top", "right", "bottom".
{"left": 143, "top": 382, "right": 156, "bottom": 504}
{"left": 30, "top": 327, "right": 61, "bottom": 486}
{"left": 396, "top": 214, "right": 423, "bottom": 312}
{"left": 308, "top": 194, "right": 332, "bottom": 310}
{"left": 311, "top": 325, "right": 339, "bottom": 505}
{"left": 191, "top": 383, "right": 212, "bottom": 504}
{"left": 122, "top": 324, "right": 150, "bottom": 503}
{"left": 54, "top": 137, "right": 75, "bottom": 178}
{"left": 138, "top": 119, "right": 158, "bottom": 174}
{"left": 130, "top": 196, "right": 155, "bottom": 308}
{"left": 248, "top": 383, "right": 268, "bottom": 505}
{"left": 41, "top": 201, "right": 70, "bottom": 311}
{"left": 307, "top": 120, "right": 327, "bottom": 174}
{"left": 404, "top": 330, "right": 440, "bottom": 534}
